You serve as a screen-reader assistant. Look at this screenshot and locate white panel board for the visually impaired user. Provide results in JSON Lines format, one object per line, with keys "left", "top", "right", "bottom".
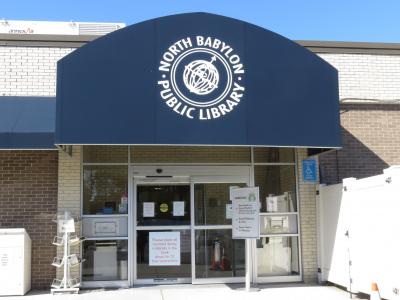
{"left": 318, "top": 167, "right": 400, "bottom": 299}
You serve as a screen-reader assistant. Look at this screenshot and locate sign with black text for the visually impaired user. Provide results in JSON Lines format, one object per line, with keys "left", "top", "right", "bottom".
{"left": 231, "top": 187, "right": 260, "bottom": 239}
{"left": 149, "top": 231, "right": 181, "bottom": 266}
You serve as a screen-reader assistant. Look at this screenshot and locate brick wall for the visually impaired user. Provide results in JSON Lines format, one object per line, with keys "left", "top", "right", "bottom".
{"left": 2, "top": 46, "right": 399, "bottom": 101}
{"left": 0, "top": 46, "right": 73, "bottom": 96}
{"left": 1, "top": 42, "right": 399, "bottom": 288}
{"left": 56, "top": 146, "right": 82, "bottom": 280}
{"left": 314, "top": 53, "right": 400, "bottom": 184}
{"left": 319, "top": 103, "right": 400, "bottom": 184}
{"left": 318, "top": 53, "right": 400, "bottom": 101}
{"left": 296, "top": 148, "right": 319, "bottom": 283}
{"left": 0, "top": 151, "right": 58, "bottom": 289}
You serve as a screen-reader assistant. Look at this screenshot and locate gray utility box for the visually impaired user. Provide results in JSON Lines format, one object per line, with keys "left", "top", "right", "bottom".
{"left": 0, "top": 229, "right": 31, "bottom": 295}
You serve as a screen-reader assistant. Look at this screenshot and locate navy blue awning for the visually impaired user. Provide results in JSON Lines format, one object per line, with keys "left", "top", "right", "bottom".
{"left": 0, "top": 97, "right": 56, "bottom": 149}
{"left": 56, "top": 13, "right": 341, "bottom": 148}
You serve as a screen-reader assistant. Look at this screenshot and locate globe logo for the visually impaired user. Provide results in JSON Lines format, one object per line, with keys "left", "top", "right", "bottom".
{"left": 183, "top": 56, "right": 219, "bottom": 95}
{"left": 158, "top": 36, "right": 245, "bottom": 120}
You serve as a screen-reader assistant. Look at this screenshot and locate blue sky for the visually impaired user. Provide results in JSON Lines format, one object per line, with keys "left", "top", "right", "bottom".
{"left": 1, "top": 0, "right": 399, "bottom": 42}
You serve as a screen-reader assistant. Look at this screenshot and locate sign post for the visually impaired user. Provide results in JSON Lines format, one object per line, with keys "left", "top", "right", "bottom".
{"left": 230, "top": 187, "right": 260, "bottom": 292}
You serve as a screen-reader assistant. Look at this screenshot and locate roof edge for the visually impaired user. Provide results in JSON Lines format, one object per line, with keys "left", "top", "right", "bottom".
{"left": 0, "top": 33, "right": 98, "bottom": 47}
{"left": 1, "top": 33, "right": 400, "bottom": 54}
{"left": 297, "top": 40, "right": 400, "bottom": 55}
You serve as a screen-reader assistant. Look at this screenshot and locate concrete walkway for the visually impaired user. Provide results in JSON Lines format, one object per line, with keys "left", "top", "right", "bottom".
{"left": 3, "top": 283, "right": 367, "bottom": 300}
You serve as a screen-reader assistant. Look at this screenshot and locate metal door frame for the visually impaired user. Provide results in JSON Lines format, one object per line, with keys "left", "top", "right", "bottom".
{"left": 190, "top": 175, "right": 249, "bottom": 284}
{"left": 130, "top": 168, "right": 251, "bottom": 285}
{"left": 132, "top": 177, "right": 192, "bottom": 285}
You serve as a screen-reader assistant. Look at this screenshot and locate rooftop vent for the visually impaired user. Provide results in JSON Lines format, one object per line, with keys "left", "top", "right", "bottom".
{"left": 78, "top": 23, "right": 123, "bottom": 35}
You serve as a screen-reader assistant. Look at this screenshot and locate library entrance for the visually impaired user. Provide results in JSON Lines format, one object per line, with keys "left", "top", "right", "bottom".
{"left": 59, "top": 12, "right": 341, "bottom": 289}
{"left": 81, "top": 148, "right": 304, "bottom": 288}
{"left": 132, "top": 171, "right": 249, "bottom": 284}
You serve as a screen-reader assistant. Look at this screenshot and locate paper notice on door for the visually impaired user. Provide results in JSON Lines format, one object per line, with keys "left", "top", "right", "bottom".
{"left": 229, "top": 186, "right": 241, "bottom": 201}
{"left": 143, "top": 202, "right": 155, "bottom": 217}
{"left": 149, "top": 231, "right": 180, "bottom": 266}
{"left": 173, "top": 201, "right": 185, "bottom": 216}
{"left": 226, "top": 203, "right": 233, "bottom": 219}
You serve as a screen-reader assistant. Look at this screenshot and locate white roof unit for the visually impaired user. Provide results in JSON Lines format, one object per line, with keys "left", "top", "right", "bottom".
{"left": 0, "top": 20, "right": 125, "bottom": 35}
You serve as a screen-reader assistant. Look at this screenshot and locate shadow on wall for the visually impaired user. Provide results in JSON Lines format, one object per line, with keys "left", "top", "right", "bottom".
{"left": 319, "top": 127, "right": 388, "bottom": 185}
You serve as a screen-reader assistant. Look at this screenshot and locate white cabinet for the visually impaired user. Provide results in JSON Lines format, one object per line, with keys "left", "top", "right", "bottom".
{"left": 0, "top": 229, "right": 31, "bottom": 296}
{"left": 93, "top": 244, "right": 117, "bottom": 280}
{"left": 257, "top": 237, "right": 291, "bottom": 276}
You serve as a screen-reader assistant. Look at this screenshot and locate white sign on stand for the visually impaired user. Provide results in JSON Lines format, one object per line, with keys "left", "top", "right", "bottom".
{"left": 149, "top": 231, "right": 180, "bottom": 266}
{"left": 231, "top": 187, "right": 260, "bottom": 239}
{"left": 58, "top": 219, "right": 75, "bottom": 233}
{"left": 230, "top": 187, "right": 260, "bottom": 292}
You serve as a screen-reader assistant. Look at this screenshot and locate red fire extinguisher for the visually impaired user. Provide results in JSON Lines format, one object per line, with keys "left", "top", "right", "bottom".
{"left": 211, "top": 238, "right": 231, "bottom": 271}
{"left": 211, "top": 238, "right": 222, "bottom": 270}
{"left": 220, "top": 248, "right": 231, "bottom": 271}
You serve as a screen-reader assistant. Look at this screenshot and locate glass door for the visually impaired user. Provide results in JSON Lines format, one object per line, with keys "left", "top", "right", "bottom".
{"left": 133, "top": 180, "right": 192, "bottom": 284}
{"left": 191, "top": 176, "right": 249, "bottom": 284}
{"left": 133, "top": 175, "right": 250, "bottom": 285}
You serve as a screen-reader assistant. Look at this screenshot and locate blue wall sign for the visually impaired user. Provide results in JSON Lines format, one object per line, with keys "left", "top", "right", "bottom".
{"left": 302, "top": 159, "right": 318, "bottom": 182}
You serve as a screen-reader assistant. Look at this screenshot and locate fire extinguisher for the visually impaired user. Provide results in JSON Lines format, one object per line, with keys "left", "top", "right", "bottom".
{"left": 211, "top": 238, "right": 222, "bottom": 271}
{"left": 211, "top": 238, "right": 231, "bottom": 271}
{"left": 220, "top": 247, "right": 231, "bottom": 271}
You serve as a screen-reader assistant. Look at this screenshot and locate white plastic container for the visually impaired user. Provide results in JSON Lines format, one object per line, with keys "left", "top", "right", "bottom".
{"left": 0, "top": 228, "right": 31, "bottom": 295}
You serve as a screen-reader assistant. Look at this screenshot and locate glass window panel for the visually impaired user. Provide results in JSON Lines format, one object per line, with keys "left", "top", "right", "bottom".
{"left": 254, "top": 148, "right": 294, "bottom": 163}
{"left": 83, "top": 145, "right": 128, "bottom": 163}
{"left": 137, "top": 185, "right": 190, "bottom": 226}
{"left": 260, "top": 215, "right": 298, "bottom": 235}
{"left": 131, "top": 146, "right": 251, "bottom": 163}
{"left": 137, "top": 230, "right": 191, "bottom": 279}
{"left": 195, "top": 229, "right": 245, "bottom": 279}
{"left": 83, "top": 166, "right": 128, "bottom": 215}
{"left": 255, "top": 165, "right": 297, "bottom": 212}
{"left": 256, "top": 236, "right": 300, "bottom": 277}
{"left": 82, "top": 240, "right": 128, "bottom": 281}
{"left": 194, "top": 183, "right": 246, "bottom": 226}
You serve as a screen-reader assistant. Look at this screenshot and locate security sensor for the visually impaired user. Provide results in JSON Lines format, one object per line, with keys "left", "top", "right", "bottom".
{"left": 156, "top": 168, "right": 163, "bottom": 174}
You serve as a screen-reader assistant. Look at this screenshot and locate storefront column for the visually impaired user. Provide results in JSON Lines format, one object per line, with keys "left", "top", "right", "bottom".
{"left": 297, "top": 148, "right": 319, "bottom": 283}
{"left": 56, "top": 145, "right": 82, "bottom": 280}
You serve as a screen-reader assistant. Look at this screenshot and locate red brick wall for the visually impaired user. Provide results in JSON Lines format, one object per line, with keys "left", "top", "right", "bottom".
{"left": 319, "top": 104, "right": 400, "bottom": 184}
{"left": 0, "top": 151, "right": 58, "bottom": 289}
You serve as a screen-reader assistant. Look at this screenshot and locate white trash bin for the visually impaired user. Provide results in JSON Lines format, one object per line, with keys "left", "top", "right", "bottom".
{"left": 0, "top": 228, "right": 31, "bottom": 295}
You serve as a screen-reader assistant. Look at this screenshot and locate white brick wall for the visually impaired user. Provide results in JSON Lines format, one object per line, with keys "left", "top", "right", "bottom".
{"left": 296, "top": 148, "right": 319, "bottom": 283}
{"left": 1, "top": 41, "right": 399, "bottom": 285}
{"left": 319, "top": 53, "right": 400, "bottom": 101}
{"left": 1, "top": 45, "right": 400, "bottom": 102}
{"left": 57, "top": 146, "right": 81, "bottom": 280}
{"left": 0, "top": 46, "right": 73, "bottom": 96}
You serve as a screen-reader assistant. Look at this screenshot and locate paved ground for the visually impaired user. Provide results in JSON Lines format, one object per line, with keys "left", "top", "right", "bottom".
{"left": 3, "top": 283, "right": 367, "bottom": 300}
